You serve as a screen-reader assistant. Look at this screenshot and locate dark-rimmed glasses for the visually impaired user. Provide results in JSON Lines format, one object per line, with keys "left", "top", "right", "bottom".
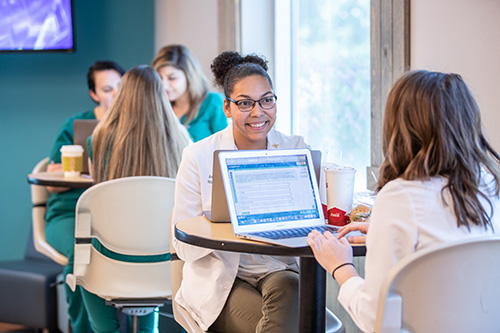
{"left": 227, "top": 94, "right": 277, "bottom": 112}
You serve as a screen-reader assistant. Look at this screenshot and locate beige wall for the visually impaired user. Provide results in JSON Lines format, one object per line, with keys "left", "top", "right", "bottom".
{"left": 411, "top": 0, "right": 500, "bottom": 149}
{"left": 155, "top": 0, "right": 219, "bottom": 88}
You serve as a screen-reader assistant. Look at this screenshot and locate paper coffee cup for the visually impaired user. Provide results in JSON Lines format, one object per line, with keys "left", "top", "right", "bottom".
{"left": 325, "top": 166, "right": 356, "bottom": 226}
{"left": 60, "top": 145, "right": 84, "bottom": 179}
{"left": 320, "top": 163, "right": 339, "bottom": 218}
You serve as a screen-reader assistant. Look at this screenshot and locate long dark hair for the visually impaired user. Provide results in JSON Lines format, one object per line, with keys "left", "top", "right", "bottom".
{"left": 378, "top": 70, "right": 500, "bottom": 230}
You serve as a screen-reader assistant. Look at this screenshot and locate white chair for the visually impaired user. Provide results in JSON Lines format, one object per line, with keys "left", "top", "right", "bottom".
{"left": 31, "top": 157, "right": 69, "bottom": 266}
{"left": 66, "top": 176, "right": 176, "bottom": 333}
{"left": 30, "top": 157, "right": 70, "bottom": 333}
{"left": 374, "top": 236, "right": 500, "bottom": 333}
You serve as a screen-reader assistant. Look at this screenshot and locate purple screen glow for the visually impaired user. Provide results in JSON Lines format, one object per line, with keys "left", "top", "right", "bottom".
{"left": 0, "top": 0, "right": 74, "bottom": 51}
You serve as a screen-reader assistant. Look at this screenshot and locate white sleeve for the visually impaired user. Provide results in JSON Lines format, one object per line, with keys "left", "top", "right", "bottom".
{"left": 171, "top": 147, "right": 213, "bottom": 262}
{"left": 338, "top": 181, "right": 418, "bottom": 332}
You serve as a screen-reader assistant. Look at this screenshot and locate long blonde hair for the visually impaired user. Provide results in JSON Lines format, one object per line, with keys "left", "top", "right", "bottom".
{"left": 152, "top": 44, "right": 209, "bottom": 124}
{"left": 378, "top": 70, "right": 500, "bottom": 230}
{"left": 91, "top": 65, "right": 191, "bottom": 183}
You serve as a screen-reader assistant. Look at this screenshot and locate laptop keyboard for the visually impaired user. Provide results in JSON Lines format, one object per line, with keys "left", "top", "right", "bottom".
{"left": 252, "top": 225, "right": 340, "bottom": 240}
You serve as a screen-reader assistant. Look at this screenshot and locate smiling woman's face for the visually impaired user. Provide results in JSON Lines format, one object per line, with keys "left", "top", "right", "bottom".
{"left": 157, "top": 65, "right": 188, "bottom": 102}
{"left": 224, "top": 75, "right": 276, "bottom": 150}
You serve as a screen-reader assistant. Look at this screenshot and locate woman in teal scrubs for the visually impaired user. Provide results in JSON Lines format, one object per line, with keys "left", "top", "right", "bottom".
{"left": 45, "top": 61, "right": 124, "bottom": 333}
{"left": 83, "top": 65, "right": 191, "bottom": 332}
{"left": 152, "top": 44, "right": 227, "bottom": 142}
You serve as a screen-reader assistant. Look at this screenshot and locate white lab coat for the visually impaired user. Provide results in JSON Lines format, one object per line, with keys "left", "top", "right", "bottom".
{"left": 338, "top": 175, "right": 500, "bottom": 332}
{"left": 171, "top": 126, "right": 308, "bottom": 330}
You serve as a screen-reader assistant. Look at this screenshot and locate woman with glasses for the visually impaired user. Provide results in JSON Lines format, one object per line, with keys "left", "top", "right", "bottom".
{"left": 152, "top": 44, "right": 228, "bottom": 142}
{"left": 171, "top": 51, "right": 308, "bottom": 332}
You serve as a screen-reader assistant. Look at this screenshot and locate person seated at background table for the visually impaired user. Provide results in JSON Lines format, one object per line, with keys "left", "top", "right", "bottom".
{"left": 307, "top": 70, "right": 500, "bottom": 332}
{"left": 45, "top": 60, "right": 125, "bottom": 333}
{"left": 171, "top": 51, "right": 309, "bottom": 333}
{"left": 152, "top": 44, "right": 227, "bottom": 142}
{"left": 84, "top": 65, "right": 191, "bottom": 332}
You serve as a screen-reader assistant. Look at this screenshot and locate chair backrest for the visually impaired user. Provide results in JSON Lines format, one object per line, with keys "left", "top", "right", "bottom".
{"left": 170, "top": 218, "right": 205, "bottom": 333}
{"left": 31, "top": 157, "right": 68, "bottom": 266}
{"left": 66, "top": 176, "right": 175, "bottom": 300}
{"left": 375, "top": 237, "right": 500, "bottom": 333}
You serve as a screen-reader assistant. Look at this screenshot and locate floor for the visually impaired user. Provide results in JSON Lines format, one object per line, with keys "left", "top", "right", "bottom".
{"left": 0, "top": 323, "right": 33, "bottom": 333}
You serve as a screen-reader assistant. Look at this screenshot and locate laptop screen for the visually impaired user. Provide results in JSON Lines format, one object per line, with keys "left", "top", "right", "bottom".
{"left": 219, "top": 149, "right": 325, "bottom": 234}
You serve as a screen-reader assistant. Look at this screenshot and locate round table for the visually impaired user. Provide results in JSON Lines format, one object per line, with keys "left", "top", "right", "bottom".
{"left": 174, "top": 216, "right": 366, "bottom": 333}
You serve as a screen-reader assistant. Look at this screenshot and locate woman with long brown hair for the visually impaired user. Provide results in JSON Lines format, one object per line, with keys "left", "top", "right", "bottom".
{"left": 307, "top": 70, "right": 500, "bottom": 332}
{"left": 85, "top": 65, "right": 190, "bottom": 332}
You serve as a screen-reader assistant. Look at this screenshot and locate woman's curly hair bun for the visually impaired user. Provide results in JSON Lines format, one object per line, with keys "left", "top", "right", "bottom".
{"left": 211, "top": 51, "right": 268, "bottom": 88}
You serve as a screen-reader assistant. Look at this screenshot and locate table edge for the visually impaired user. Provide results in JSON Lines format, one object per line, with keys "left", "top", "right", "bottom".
{"left": 175, "top": 225, "right": 366, "bottom": 257}
{"left": 27, "top": 173, "right": 94, "bottom": 189}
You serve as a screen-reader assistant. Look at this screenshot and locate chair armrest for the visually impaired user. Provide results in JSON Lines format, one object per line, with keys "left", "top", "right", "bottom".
{"left": 32, "top": 206, "right": 68, "bottom": 266}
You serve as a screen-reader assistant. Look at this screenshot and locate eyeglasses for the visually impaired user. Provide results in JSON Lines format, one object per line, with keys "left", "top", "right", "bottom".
{"left": 227, "top": 94, "right": 277, "bottom": 112}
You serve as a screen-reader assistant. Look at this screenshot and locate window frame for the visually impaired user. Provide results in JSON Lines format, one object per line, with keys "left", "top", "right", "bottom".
{"left": 370, "top": 0, "right": 410, "bottom": 189}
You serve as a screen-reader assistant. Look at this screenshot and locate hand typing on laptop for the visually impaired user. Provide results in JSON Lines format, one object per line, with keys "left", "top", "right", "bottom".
{"left": 337, "top": 222, "right": 369, "bottom": 244}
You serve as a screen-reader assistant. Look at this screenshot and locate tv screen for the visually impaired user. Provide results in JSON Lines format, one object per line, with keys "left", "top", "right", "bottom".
{"left": 0, "top": 0, "right": 75, "bottom": 52}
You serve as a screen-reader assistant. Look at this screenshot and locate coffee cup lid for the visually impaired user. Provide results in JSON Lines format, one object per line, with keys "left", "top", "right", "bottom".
{"left": 60, "top": 145, "right": 84, "bottom": 153}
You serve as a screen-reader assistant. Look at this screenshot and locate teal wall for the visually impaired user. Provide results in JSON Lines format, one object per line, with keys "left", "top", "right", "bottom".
{"left": 0, "top": 0, "right": 155, "bottom": 261}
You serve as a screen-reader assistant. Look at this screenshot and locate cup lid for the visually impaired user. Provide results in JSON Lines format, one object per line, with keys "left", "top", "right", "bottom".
{"left": 60, "top": 145, "right": 84, "bottom": 153}
{"left": 324, "top": 166, "right": 356, "bottom": 173}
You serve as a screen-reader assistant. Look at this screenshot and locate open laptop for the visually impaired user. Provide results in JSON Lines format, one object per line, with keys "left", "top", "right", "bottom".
{"left": 206, "top": 149, "right": 323, "bottom": 223}
{"left": 218, "top": 148, "right": 340, "bottom": 247}
{"left": 73, "top": 119, "right": 98, "bottom": 174}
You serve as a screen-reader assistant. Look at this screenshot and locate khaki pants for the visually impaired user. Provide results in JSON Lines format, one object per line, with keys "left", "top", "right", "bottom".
{"left": 210, "top": 270, "right": 299, "bottom": 333}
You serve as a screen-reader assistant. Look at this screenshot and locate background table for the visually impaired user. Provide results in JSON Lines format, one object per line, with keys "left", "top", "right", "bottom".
{"left": 175, "top": 216, "right": 366, "bottom": 333}
{"left": 27, "top": 171, "right": 94, "bottom": 189}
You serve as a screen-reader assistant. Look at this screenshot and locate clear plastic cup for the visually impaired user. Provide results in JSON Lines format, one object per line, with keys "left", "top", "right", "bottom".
{"left": 325, "top": 166, "right": 356, "bottom": 226}
{"left": 60, "top": 145, "right": 84, "bottom": 179}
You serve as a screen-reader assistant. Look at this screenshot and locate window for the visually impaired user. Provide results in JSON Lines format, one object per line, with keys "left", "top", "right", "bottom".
{"left": 276, "top": 0, "right": 371, "bottom": 190}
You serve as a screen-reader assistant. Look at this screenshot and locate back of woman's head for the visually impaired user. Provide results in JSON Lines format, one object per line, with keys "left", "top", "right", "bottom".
{"left": 92, "top": 65, "right": 190, "bottom": 182}
{"left": 379, "top": 70, "right": 500, "bottom": 229}
{"left": 211, "top": 51, "right": 271, "bottom": 97}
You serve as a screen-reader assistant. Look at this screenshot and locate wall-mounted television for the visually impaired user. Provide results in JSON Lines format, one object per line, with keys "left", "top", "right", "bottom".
{"left": 0, "top": 0, "right": 75, "bottom": 52}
